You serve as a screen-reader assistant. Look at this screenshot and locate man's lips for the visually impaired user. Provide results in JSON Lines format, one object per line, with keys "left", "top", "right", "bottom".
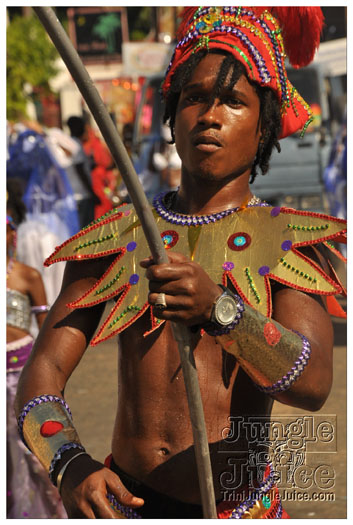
{"left": 192, "top": 134, "right": 223, "bottom": 152}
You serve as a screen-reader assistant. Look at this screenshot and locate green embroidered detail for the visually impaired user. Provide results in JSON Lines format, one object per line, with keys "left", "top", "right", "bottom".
{"left": 245, "top": 267, "right": 260, "bottom": 303}
{"left": 192, "top": 35, "right": 210, "bottom": 53}
{"left": 290, "top": 87, "right": 299, "bottom": 117}
{"left": 74, "top": 233, "right": 115, "bottom": 252}
{"left": 194, "top": 7, "right": 203, "bottom": 19}
{"left": 95, "top": 266, "right": 126, "bottom": 295}
{"left": 279, "top": 258, "right": 316, "bottom": 281}
{"left": 82, "top": 207, "right": 120, "bottom": 230}
{"left": 287, "top": 223, "right": 329, "bottom": 232}
{"left": 108, "top": 305, "right": 141, "bottom": 328}
{"left": 300, "top": 116, "right": 314, "bottom": 138}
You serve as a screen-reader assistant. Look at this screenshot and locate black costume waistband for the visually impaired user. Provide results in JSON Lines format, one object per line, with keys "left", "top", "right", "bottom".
{"left": 109, "top": 457, "right": 205, "bottom": 519}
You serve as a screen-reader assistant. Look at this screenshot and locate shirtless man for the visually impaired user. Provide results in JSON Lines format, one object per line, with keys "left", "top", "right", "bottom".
{"left": 15, "top": 7, "right": 345, "bottom": 519}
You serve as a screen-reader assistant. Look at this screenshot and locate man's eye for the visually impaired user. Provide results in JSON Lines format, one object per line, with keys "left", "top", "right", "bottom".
{"left": 186, "top": 94, "right": 204, "bottom": 103}
{"left": 225, "top": 97, "right": 242, "bottom": 107}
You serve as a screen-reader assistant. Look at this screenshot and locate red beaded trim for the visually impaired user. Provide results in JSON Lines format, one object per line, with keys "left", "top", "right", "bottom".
{"left": 322, "top": 240, "right": 347, "bottom": 263}
{"left": 91, "top": 301, "right": 150, "bottom": 346}
{"left": 269, "top": 273, "right": 340, "bottom": 297}
{"left": 291, "top": 231, "right": 347, "bottom": 250}
{"left": 263, "top": 273, "right": 273, "bottom": 316}
{"left": 280, "top": 206, "right": 347, "bottom": 225}
{"left": 326, "top": 259, "right": 346, "bottom": 296}
{"left": 67, "top": 253, "right": 126, "bottom": 308}
{"left": 44, "top": 212, "right": 125, "bottom": 267}
{"left": 223, "top": 270, "right": 253, "bottom": 307}
{"left": 291, "top": 247, "right": 342, "bottom": 293}
{"left": 143, "top": 308, "right": 166, "bottom": 337}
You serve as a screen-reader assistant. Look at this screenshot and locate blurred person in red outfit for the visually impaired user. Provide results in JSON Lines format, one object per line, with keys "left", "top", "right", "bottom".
{"left": 83, "top": 122, "right": 118, "bottom": 219}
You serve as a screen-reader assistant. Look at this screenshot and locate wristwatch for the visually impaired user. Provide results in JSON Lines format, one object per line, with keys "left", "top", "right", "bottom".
{"left": 203, "top": 285, "right": 245, "bottom": 335}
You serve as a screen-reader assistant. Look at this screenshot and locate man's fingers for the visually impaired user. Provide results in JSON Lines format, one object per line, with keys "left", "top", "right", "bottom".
{"left": 139, "top": 256, "right": 154, "bottom": 269}
{"left": 107, "top": 478, "right": 144, "bottom": 508}
{"left": 144, "top": 263, "right": 186, "bottom": 282}
{"left": 90, "top": 495, "right": 122, "bottom": 519}
{"left": 140, "top": 252, "right": 189, "bottom": 269}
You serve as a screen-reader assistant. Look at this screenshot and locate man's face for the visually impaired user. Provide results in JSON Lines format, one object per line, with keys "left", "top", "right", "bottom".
{"left": 174, "top": 53, "right": 262, "bottom": 182}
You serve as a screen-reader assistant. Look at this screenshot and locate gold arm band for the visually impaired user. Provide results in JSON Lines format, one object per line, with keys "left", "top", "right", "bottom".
{"left": 216, "top": 304, "right": 311, "bottom": 393}
{"left": 22, "top": 401, "right": 82, "bottom": 474}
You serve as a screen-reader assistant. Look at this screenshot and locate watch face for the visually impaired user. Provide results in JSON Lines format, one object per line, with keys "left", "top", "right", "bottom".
{"left": 215, "top": 295, "right": 238, "bottom": 325}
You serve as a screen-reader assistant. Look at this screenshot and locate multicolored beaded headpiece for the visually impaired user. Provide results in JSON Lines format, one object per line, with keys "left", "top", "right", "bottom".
{"left": 163, "top": 6, "right": 324, "bottom": 139}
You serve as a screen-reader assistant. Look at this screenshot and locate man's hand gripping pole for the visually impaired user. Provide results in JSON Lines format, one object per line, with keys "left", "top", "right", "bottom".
{"left": 33, "top": 7, "right": 217, "bottom": 519}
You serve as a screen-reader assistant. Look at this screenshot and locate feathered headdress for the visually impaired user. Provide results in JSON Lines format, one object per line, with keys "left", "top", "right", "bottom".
{"left": 163, "top": 6, "right": 324, "bottom": 139}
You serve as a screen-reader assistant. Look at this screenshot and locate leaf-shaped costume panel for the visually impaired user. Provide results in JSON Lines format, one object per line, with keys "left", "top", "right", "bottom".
{"left": 45, "top": 201, "right": 346, "bottom": 345}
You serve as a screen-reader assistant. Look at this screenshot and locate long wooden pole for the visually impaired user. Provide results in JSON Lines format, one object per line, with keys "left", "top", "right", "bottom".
{"left": 33, "top": 7, "right": 217, "bottom": 518}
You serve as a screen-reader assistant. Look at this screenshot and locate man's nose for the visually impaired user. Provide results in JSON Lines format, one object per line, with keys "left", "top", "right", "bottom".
{"left": 197, "top": 100, "right": 222, "bottom": 127}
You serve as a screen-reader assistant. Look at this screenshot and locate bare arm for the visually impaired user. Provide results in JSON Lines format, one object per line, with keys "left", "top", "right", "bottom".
{"left": 141, "top": 249, "right": 335, "bottom": 412}
{"left": 26, "top": 267, "right": 49, "bottom": 330}
{"left": 15, "top": 258, "right": 107, "bottom": 406}
{"left": 267, "top": 285, "right": 333, "bottom": 410}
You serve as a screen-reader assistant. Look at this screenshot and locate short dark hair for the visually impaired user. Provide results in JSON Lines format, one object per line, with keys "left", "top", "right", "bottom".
{"left": 163, "top": 49, "right": 281, "bottom": 183}
{"left": 7, "top": 178, "right": 27, "bottom": 225}
{"left": 67, "top": 116, "right": 85, "bottom": 139}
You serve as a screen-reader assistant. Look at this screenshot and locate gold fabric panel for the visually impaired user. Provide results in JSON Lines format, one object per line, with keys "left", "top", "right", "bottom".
{"left": 45, "top": 205, "right": 346, "bottom": 344}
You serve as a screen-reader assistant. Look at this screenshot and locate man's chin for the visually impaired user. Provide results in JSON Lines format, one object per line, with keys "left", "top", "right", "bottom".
{"left": 186, "top": 169, "right": 240, "bottom": 184}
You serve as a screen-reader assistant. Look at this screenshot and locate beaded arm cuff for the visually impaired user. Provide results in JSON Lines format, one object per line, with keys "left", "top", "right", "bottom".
{"left": 216, "top": 305, "right": 312, "bottom": 394}
{"left": 254, "top": 331, "right": 311, "bottom": 394}
{"left": 17, "top": 394, "right": 83, "bottom": 484}
{"left": 17, "top": 394, "right": 72, "bottom": 445}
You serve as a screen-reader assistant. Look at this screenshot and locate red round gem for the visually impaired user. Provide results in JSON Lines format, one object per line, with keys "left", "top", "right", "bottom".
{"left": 161, "top": 230, "right": 179, "bottom": 249}
{"left": 227, "top": 232, "right": 251, "bottom": 251}
{"left": 263, "top": 322, "right": 282, "bottom": 346}
{"left": 40, "top": 421, "right": 64, "bottom": 437}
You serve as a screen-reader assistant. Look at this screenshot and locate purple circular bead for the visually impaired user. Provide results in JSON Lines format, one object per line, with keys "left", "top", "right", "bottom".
{"left": 258, "top": 265, "right": 270, "bottom": 276}
{"left": 126, "top": 241, "right": 137, "bottom": 252}
{"left": 281, "top": 240, "right": 292, "bottom": 251}
{"left": 129, "top": 274, "right": 139, "bottom": 285}
{"left": 223, "top": 261, "right": 234, "bottom": 271}
{"left": 271, "top": 207, "right": 281, "bottom": 217}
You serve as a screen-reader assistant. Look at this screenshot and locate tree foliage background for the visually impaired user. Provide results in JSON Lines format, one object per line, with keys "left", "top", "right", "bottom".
{"left": 7, "top": 15, "right": 59, "bottom": 121}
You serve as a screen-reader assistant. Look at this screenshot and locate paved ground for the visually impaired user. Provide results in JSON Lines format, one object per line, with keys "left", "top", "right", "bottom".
{"left": 65, "top": 300, "right": 347, "bottom": 519}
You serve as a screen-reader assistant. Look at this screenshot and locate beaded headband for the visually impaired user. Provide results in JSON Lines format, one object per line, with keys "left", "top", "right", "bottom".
{"left": 162, "top": 6, "right": 324, "bottom": 139}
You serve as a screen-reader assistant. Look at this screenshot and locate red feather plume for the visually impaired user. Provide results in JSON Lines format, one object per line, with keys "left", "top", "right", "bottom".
{"left": 269, "top": 7, "right": 324, "bottom": 67}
